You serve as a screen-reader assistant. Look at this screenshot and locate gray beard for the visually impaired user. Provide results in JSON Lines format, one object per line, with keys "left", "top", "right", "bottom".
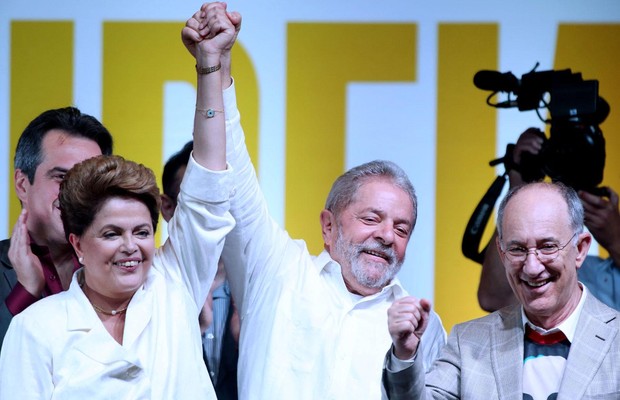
{"left": 334, "top": 227, "right": 404, "bottom": 289}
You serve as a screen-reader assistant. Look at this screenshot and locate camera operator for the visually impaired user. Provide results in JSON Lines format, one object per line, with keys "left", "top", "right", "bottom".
{"left": 478, "top": 127, "right": 620, "bottom": 312}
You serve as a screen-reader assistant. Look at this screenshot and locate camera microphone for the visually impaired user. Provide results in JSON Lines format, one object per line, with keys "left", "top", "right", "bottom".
{"left": 473, "top": 70, "right": 520, "bottom": 93}
{"left": 494, "top": 100, "right": 519, "bottom": 108}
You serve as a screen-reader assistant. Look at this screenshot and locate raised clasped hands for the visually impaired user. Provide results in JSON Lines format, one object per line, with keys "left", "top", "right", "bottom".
{"left": 182, "top": 2, "right": 242, "bottom": 62}
{"left": 387, "top": 296, "right": 431, "bottom": 360}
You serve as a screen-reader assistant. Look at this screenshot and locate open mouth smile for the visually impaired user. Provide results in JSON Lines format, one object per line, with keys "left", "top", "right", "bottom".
{"left": 361, "top": 249, "right": 392, "bottom": 264}
{"left": 113, "top": 260, "right": 142, "bottom": 271}
{"left": 522, "top": 277, "right": 555, "bottom": 288}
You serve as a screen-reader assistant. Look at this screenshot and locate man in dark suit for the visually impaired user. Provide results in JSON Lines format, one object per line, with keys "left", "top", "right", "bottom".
{"left": 162, "top": 141, "right": 239, "bottom": 399}
{"left": 0, "top": 107, "right": 113, "bottom": 350}
{"left": 384, "top": 181, "right": 620, "bottom": 399}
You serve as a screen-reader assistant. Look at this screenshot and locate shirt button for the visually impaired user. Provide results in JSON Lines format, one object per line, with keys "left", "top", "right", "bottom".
{"left": 206, "top": 333, "right": 215, "bottom": 340}
{"left": 49, "top": 275, "right": 56, "bottom": 280}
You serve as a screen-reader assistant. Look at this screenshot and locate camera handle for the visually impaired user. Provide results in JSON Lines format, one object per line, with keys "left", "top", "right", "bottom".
{"left": 461, "top": 173, "right": 508, "bottom": 264}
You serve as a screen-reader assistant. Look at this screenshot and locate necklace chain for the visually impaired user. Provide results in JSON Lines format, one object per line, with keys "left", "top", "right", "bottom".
{"left": 78, "top": 273, "right": 128, "bottom": 316}
{"left": 90, "top": 302, "right": 128, "bottom": 316}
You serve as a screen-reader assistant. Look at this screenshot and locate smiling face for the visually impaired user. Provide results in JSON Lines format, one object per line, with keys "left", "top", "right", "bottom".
{"left": 69, "top": 197, "right": 155, "bottom": 301}
{"left": 15, "top": 129, "right": 102, "bottom": 247}
{"left": 321, "top": 178, "right": 414, "bottom": 296}
{"left": 497, "top": 185, "right": 590, "bottom": 328}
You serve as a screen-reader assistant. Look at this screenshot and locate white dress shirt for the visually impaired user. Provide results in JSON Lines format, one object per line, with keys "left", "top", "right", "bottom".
{"left": 0, "top": 157, "right": 235, "bottom": 399}
{"left": 221, "top": 82, "right": 446, "bottom": 400}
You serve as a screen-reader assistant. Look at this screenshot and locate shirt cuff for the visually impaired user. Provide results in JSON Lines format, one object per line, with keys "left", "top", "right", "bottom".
{"left": 387, "top": 345, "right": 417, "bottom": 373}
{"left": 5, "top": 281, "right": 38, "bottom": 315}
{"left": 182, "top": 155, "right": 233, "bottom": 202}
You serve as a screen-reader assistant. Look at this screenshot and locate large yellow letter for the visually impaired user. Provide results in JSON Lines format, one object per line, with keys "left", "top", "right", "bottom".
{"left": 435, "top": 24, "right": 498, "bottom": 331}
{"left": 9, "top": 22, "right": 74, "bottom": 230}
{"left": 286, "top": 23, "right": 417, "bottom": 253}
{"left": 102, "top": 22, "right": 259, "bottom": 182}
{"left": 555, "top": 25, "right": 620, "bottom": 260}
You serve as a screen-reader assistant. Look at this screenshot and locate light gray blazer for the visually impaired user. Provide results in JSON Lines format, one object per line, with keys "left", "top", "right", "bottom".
{"left": 383, "top": 293, "right": 619, "bottom": 399}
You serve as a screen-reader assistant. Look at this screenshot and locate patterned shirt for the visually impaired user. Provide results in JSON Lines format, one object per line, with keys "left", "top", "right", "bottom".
{"left": 521, "top": 286, "right": 588, "bottom": 400}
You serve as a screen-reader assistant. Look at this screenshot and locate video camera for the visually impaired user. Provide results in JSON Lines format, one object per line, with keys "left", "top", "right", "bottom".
{"left": 462, "top": 65, "right": 610, "bottom": 264}
{"left": 473, "top": 64, "right": 609, "bottom": 193}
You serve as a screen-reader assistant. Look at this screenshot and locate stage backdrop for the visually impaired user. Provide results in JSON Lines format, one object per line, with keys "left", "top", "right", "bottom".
{"left": 1, "top": 0, "right": 619, "bottom": 332}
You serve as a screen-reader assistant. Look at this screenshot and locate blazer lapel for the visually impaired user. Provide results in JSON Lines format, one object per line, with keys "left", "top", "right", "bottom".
{"left": 64, "top": 278, "right": 146, "bottom": 366}
{"left": 491, "top": 306, "right": 524, "bottom": 400}
{"left": 121, "top": 282, "right": 152, "bottom": 348}
{"left": 559, "top": 295, "right": 618, "bottom": 398}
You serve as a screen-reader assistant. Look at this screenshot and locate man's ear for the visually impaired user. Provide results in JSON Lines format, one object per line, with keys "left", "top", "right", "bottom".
{"left": 160, "top": 194, "right": 175, "bottom": 223}
{"left": 14, "top": 169, "right": 29, "bottom": 204}
{"left": 320, "top": 209, "right": 335, "bottom": 250}
{"left": 495, "top": 234, "right": 506, "bottom": 264}
{"left": 575, "top": 232, "right": 592, "bottom": 269}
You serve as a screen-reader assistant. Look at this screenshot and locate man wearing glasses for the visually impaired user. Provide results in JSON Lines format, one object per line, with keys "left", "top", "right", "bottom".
{"left": 382, "top": 181, "right": 620, "bottom": 399}
{"left": 478, "top": 129, "right": 620, "bottom": 313}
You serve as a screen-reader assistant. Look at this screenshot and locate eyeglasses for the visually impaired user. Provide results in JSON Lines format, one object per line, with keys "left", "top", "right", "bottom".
{"left": 501, "top": 233, "right": 577, "bottom": 264}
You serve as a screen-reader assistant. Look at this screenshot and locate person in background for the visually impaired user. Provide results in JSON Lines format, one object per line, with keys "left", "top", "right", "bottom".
{"left": 182, "top": 3, "right": 446, "bottom": 399}
{"left": 162, "top": 140, "right": 239, "bottom": 399}
{"left": 383, "top": 181, "right": 620, "bottom": 399}
{"left": 478, "top": 128, "right": 620, "bottom": 312}
{"left": 0, "top": 9, "right": 236, "bottom": 398}
{"left": 0, "top": 107, "right": 113, "bottom": 350}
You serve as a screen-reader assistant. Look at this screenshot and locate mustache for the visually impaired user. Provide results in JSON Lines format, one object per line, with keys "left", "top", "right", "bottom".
{"left": 355, "top": 240, "right": 397, "bottom": 265}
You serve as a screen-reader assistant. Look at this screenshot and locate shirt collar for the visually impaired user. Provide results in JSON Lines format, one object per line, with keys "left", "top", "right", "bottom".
{"left": 521, "top": 283, "right": 588, "bottom": 343}
{"left": 212, "top": 280, "right": 231, "bottom": 300}
{"left": 314, "top": 249, "right": 335, "bottom": 273}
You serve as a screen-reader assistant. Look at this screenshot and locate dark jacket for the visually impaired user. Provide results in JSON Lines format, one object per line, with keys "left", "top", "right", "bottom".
{"left": 0, "top": 239, "right": 18, "bottom": 350}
